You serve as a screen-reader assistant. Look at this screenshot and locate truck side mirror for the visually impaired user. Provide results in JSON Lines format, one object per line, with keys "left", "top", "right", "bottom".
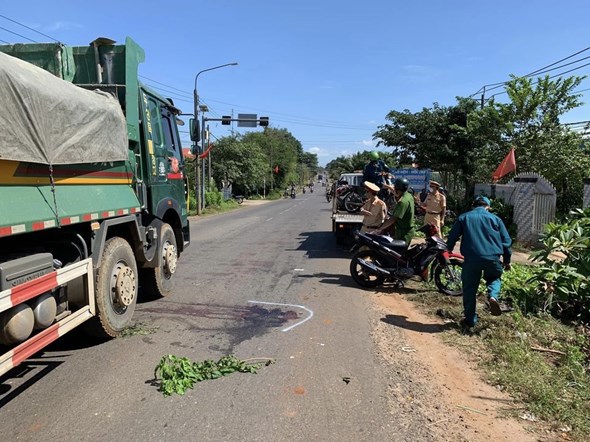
{"left": 190, "top": 118, "right": 200, "bottom": 142}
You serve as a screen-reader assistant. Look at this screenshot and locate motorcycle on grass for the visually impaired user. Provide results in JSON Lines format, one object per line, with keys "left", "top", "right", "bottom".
{"left": 349, "top": 224, "right": 463, "bottom": 295}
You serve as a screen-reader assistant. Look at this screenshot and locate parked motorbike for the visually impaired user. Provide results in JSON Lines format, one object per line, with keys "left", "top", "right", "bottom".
{"left": 303, "top": 186, "right": 307, "bottom": 194}
{"left": 349, "top": 224, "right": 463, "bottom": 295}
{"left": 232, "top": 194, "right": 244, "bottom": 204}
{"left": 290, "top": 187, "right": 296, "bottom": 199}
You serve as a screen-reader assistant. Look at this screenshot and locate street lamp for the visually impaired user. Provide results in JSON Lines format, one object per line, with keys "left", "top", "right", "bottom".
{"left": 193, "top": 63, "right": 238, "bottom": 214}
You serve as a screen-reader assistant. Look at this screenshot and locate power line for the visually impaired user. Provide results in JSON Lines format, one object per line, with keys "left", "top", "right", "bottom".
{"left": 140, "top": 75, "right": 370, "bottom": 128}
{"left": 139, "top": 75, "right": 192, "bottom": 95}
{"left": 485, "top": 61, "right": 590, "bottom": 101}
{"left": 0, "top": 38, "right": 9, "bottom": 44}
{"left": 484, "top": 54, "right": 590, "bottom": 94}
{"left": 0, "top": 25, "right": 37, "bottom": 43}
{"left": 525, "top": 45, "right": 590, "bottom": 77}
{"left": 471, "top": 45, "right": 590, "bottom": 97}
{"left": 0, "top": 13, "right": 59, "bottom": 42}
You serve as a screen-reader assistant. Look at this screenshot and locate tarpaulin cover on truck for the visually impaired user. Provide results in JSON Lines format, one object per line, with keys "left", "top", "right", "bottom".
{"left": 0, "top": 51, "right": 128, "bottom": 165}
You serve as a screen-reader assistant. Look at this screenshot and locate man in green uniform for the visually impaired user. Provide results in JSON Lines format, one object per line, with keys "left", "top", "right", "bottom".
{"left": 375, "top": 178, "right": 415, "bottom": 245}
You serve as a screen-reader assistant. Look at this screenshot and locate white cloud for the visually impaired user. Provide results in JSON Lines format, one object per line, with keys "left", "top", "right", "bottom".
{"left": 308, "top": 146, "right": 330, "bottom": 157}
{"left": 400, "top": 64, "right": 443, "bottom": 82}
{"left": 44, "top": 21, "right": 83, "bottom": 32}
{"left": 361, "top": 139, "right": 373, "bottom": 147}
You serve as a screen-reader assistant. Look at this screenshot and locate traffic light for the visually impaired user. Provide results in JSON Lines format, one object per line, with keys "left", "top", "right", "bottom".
{"left": 221, "top": 115, "right": 231, "bottom": 125}
{"left": 259, "top": 116, "right": 269, "bottom": 127}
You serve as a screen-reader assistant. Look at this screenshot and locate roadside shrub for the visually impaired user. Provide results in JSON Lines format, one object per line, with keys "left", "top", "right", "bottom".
{"left": 205, "top": 190, "right": 223, "bottom": 207}
{"left": 499, "top": 264, "right": 538, "bottom": 313}
{"left": 529, "top": 208, "right": 590, "bottom": 321}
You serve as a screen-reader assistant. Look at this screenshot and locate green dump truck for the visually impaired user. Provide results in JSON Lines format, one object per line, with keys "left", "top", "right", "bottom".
{"left": 0, "top": 37, "right": 190, "bottom": 376}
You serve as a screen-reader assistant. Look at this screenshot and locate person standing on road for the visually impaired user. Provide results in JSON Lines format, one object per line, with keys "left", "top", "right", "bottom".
{"left": 375, "top": 178, "right": 415, "bottom": 245}
{"left": 359, "top": 181, "right": 387, "bottom": 233}
{"left": 420, "top": 181, "right": 446, "bottom": 233}
{"left": 446, "top": 196, "right": 512, "bottom": 333}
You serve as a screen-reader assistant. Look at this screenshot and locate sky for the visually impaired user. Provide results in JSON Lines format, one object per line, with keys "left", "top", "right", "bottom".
{"left": 2, "top": 1, "right": 590, "bottom": 166}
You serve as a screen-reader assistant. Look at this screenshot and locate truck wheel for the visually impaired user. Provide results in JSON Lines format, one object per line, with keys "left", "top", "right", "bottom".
{"left": 90, "top": 237, "right": 138, "bottom": 338}
{"left": 140, "top": 223, "right": 178, "bottom": 298}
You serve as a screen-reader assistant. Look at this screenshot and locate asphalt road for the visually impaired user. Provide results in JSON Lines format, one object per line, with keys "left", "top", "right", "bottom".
{"left": 1, "top": 192, "right": 410, "bottom": 442}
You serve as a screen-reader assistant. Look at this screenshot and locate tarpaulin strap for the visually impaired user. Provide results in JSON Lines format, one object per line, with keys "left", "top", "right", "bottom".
{"left": 48, "top": 164, "right": 59, "bottom": 226}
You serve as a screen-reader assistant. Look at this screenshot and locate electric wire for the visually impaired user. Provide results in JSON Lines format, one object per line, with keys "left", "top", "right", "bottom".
{"left": 0, "top": 13, "right": 59, "bottom": 42}
{"left": 0, "top": 25, "right": 37, "bottom": 43}
{"left": 470, "top": 45, "right": 590, "bottom": 97}
{"left": 484, "top": 54, "right": 590, "bottom": 94}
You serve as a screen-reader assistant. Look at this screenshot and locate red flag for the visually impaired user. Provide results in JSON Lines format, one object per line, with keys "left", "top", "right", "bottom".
{"left": 274, "top": 165, "right": 279, "bottom": 174}
{"left": 492, "top": 148, "right": 516, "bottom": 182}
{"left": 198, "top": 143, "right": 214, "bottom": 159}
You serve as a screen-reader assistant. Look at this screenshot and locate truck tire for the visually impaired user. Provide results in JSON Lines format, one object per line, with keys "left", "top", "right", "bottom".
{"left": 140, "top": 223, "right": 178, "bottom": 299}
{"left": 88, "top": 237, "right": 138, "bottom": 338}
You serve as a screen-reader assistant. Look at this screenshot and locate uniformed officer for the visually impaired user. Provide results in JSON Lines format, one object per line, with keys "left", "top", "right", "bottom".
{"left": 376, "top": 178, "right": 415, "bottom": 245}
{"left": 420, "top": 181, "right": 446, "bottom": 232}
{"left": 359, "top": 181, "right": 387, "bottom": 233}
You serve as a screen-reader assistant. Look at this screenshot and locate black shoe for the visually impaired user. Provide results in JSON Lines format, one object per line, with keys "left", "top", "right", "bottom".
{"left": 459, "top": 318, "right": 474, "bottom": 335}
{"left": 488, "top": 297, "right": 502, "bottom": 316}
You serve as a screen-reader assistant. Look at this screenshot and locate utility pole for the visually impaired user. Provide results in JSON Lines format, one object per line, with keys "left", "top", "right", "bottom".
{"left": 193, "top": 62, "right": 238, "bottom": 214}
{"left": 207, "top": 123, "right": 211, "bottom": 190}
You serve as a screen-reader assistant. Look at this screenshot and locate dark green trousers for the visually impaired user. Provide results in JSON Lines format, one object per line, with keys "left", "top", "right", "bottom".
{"left": 461, "top": 259, "right": 503, "bottom": 326}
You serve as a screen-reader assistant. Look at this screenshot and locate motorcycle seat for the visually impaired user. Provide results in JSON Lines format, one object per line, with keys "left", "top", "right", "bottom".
{"left": 365, "top": 234, "right": 407, "bottom": 249}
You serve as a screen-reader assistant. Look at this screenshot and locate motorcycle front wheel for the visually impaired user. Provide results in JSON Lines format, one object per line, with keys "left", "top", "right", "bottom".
{"left": 350, "top": 251, "right": 385, "bottom": 288}
{"left": 433, "top": 258, "right": 463, "bottom": 296}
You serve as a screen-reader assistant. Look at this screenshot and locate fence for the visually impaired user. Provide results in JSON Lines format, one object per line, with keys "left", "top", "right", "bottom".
{"left": 476, "top": 172, "right": 556, "bottom": 245}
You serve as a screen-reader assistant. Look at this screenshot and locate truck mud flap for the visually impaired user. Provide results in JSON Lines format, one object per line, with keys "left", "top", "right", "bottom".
{"left": 0, "top": 258, "right": 95, "bottom": 377}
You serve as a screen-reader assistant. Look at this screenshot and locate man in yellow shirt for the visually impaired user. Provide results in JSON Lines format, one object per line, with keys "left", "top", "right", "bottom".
{"left": 360, "top": 181, "right": 387, "bottom": 232}
{"left": 420, "top": 180, "right": 446, "bottom": 233}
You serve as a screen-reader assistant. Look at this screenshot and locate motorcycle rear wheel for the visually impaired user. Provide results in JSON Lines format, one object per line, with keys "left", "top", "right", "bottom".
{"left": 433, "top": 258, "right": 463, "bottom": 296}
{"left": 343, "top": 192, "right": 363, "bottom": 213}
{"left": 350, "top": 251, "right": 385, "bottom": 288}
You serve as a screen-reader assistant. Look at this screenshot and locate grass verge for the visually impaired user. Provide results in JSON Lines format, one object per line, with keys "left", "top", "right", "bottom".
{"left": 407, "top": 285, "right": 590, "bottom": 440}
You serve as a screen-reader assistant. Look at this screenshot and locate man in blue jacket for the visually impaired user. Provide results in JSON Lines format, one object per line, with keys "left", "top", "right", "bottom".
{"left": 446, "top": 196, "right": 512, "bottom": 333}
{"left": 362, "top": 151, "right": 390, "bottom": 188}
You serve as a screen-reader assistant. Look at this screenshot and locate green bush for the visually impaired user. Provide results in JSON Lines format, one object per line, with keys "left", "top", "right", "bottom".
{"left": 498, "top": 264, "right": 538, "bottom": 313}
{"left": 529, "top": 208, "right": 590, "bottom": 320}
{"left": 205, "top": 191, "right": 223, "bottom": 207}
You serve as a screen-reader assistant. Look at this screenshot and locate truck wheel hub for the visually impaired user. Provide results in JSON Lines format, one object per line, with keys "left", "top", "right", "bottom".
{"left": 163, "top": 243, "right": 178, "bottom": 275}
{"left": 115, "top": 266, "right": 136, "bottom": 306}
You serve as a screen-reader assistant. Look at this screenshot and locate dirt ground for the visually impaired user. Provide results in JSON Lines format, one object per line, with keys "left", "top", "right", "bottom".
{"left": 370, "top": 292, "right": 557, "bottom": 442}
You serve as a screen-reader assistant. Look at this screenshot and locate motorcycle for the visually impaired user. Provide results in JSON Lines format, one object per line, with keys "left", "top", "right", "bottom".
{"left": 303, "top": 186, "right": 307, "bottom": 194}
{"left": 349, "top": 224, "right": 463, "bottom": 295}
{"left": 335, "top": 181, "right": 364, "bottom": 213}
{"left": 290, "top": 187, "right": 296, "bottom": 199}
{"left": 233, "top": 194, "right": 244, "bottom": 204}
{"left": 326, "top": 183, "right": 335, "bottom": 202}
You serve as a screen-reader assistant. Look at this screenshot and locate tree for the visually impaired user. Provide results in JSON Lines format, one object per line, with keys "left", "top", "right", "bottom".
{"left": 469, "top": 75, "right": 590, "bottom": 210}
{"left": 325, "top": 150, "right": 397, "bottom": 179}
{"left": 210, "top": 136, "right": 267, "bottom": 195}
{"left": 373, "top": 100, "right": 480, "bottom": 193}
